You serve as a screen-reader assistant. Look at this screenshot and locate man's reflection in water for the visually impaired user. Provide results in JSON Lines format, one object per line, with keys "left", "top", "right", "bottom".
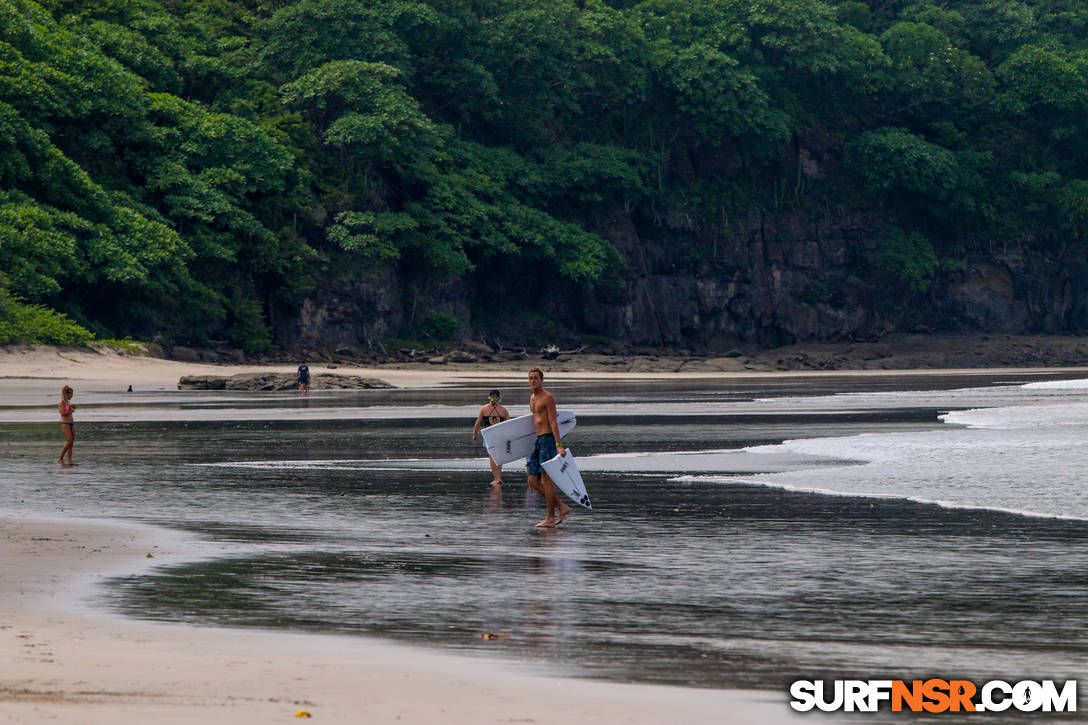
{"left": 521, "top": 531, "right": 583, "bottom": 655}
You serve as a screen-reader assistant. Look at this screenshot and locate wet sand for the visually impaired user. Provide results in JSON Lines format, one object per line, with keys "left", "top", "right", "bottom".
{"left": 0, "top": 516, "right": 819, "bottom": 724}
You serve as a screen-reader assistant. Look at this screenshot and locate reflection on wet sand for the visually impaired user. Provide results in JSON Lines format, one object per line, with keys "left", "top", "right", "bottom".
{"left": 522, "top": 532, "right": 582, "bottom": 659}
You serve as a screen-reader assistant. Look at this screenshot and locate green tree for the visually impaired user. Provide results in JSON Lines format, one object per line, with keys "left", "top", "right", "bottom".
{"left": 873, "top": 226, "right": 961, "bottom": 293}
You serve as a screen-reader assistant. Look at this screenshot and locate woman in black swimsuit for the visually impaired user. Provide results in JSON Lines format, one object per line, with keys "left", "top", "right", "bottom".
{"left": 472, "top": 389, "right": 511, "bottom": 485}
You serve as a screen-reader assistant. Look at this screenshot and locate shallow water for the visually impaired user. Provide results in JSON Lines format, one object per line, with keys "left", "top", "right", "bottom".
{"left": 3, "top": 372, "right": 1087, "bottom": 714}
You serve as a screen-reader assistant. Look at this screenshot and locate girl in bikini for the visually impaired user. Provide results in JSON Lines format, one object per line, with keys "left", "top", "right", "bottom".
{"left": 58, "top": 385, "right": 76, "bottom": 466}
{"left": 471, "top": 389, "right": 510, "bottom": 485}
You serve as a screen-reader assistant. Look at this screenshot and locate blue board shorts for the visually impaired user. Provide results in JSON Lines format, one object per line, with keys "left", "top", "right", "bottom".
{"left": 526, "top": 433, "right": 557, "bottom": 476}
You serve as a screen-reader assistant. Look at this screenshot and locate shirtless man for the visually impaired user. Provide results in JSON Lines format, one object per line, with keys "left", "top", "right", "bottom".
{"left": 525, "top": 367, "right": 571, "bottom": 528}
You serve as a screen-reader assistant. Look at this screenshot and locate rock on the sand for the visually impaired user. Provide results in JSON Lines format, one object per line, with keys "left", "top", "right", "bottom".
{"left": 178, "top": 373, "right": 394, "bottom": 391}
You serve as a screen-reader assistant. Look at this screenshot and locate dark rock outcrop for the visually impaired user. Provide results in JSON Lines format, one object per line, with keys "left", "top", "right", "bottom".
{"left": 178, "top": 373, "right": 394, "bottom": 391}
{"left": 269, "top": 271, "right": 406, "bottom": 349}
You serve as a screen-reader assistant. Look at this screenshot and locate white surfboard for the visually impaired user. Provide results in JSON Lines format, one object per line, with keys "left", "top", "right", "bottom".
{"left": 542, "top": 448, "right": 592, "bottom": 509}
{"left": 480, "top": 410, "right": 576, "bottom": 465}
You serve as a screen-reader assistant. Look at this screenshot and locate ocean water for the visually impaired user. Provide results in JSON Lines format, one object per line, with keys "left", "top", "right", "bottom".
{"left": 3, "top": 372, "right": 1087, "bottom": 716}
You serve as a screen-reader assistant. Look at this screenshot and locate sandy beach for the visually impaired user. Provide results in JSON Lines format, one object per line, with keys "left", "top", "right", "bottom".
{"left": 0, "top": 344, "right": 850, "bottom": 724}
{"left": 5, "top": 342, "right": 1087, "bottom": 394}
{"left": 5, "top": 343, "right": 1088, "bottom": 723}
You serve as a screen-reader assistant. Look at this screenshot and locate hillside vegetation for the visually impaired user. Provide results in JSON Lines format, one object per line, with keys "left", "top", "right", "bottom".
{"left": 1, "top": 0, "right": 1086, "bottom": 350}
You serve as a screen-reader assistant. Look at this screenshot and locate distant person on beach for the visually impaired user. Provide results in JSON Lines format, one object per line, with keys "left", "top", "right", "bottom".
{"left": 472, "top": 389, "right": 510, "bottom": 485}
{"left": 525, "top": 367, "right": 571, "bottom": 528}
{"left": 57, "top": 385, "right": 76, "bottom": 466}
{"left": 297, "top": 363, "right": 310, "bottom": 392}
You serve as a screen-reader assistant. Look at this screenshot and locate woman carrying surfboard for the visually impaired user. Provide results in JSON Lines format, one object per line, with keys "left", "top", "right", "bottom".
{"left": 525, "top": 367, "right": 572, "bottom": 528}
{"left": 472, "top": 389, "right": 510, "bottom": 485}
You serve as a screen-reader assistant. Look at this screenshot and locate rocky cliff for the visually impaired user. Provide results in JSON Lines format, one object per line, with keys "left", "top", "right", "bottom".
{"left": 271, "top": 209, "right": 1088, "bottom": 352}
{"left": 583, "top": 209, "right": 1088, "bottom": 351}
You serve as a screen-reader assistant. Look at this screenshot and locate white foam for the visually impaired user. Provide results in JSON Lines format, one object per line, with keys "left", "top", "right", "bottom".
{"left": 728, "top": 413, "right": 1088, "bottom": 520}
{"left": 1022, "top": 377, "right": 1088, "bottom": 390}
{"left": 940, "top": 401, "right": 1088, "bottom": 429}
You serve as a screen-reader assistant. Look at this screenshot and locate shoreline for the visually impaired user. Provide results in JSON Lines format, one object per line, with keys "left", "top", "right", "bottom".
{"left": 4, "top": 342, "right": 1088, "bottom": 395}
{"left": 0, "top": 514, "right": 815, "bottom": 724}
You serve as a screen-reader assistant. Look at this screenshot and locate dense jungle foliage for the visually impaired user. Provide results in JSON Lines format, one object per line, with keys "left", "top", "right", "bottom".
{"left": 0, "top": 0, "right": 1086, "bottom": 349}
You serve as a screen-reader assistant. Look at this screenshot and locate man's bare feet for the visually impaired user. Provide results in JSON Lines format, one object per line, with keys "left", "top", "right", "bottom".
{"left": 489, "top": 479, "right": 502, "bottom": 486}
{"left": 533, "top": 518, "right": 556, "bottom": 528}
{"left": 556, "top": 502, "right": 572, "bottom": 524}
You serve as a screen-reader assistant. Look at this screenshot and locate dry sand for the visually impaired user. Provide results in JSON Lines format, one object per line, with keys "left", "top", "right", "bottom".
{"left": 5, "top": 342, "right": 1088, "bottom": 396}
{"left": 0, "top": 344, "right": 849, "bottom": 724}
